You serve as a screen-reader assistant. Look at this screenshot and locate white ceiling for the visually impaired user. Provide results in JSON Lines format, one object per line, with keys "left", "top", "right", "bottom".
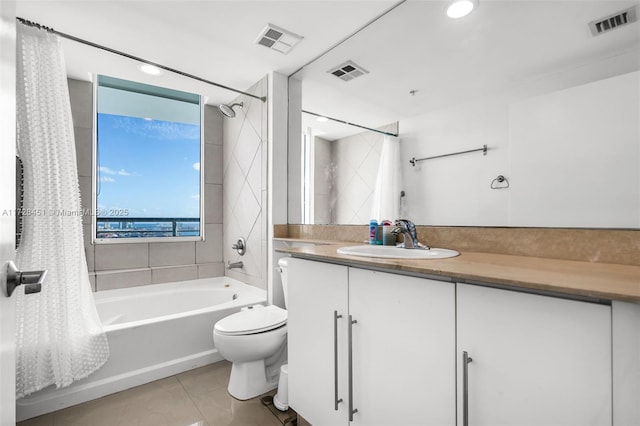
{"left": 15, "top": 0, "right": 398, "bottom": 104}
{"left": 15, "top": 0, "right": 640, "bottom": 139}
{"left": 298, "top": 0, "right": 640, "bottom": 139}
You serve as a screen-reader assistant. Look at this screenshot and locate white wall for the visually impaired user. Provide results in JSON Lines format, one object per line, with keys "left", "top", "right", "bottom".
{"left": 287, "top": 78, "right": 302, "bottom": 225}
{"left": 312, "top": 136, "right": 332, "bottom": 224}
{"left": 509, "top": 71, "right": 639, "bottom": 227}
{"left": 401, "top": 51, "right": 640, "bottom": 228}
{"left": 268, "top": 71, "right": 289, "bottom": 308}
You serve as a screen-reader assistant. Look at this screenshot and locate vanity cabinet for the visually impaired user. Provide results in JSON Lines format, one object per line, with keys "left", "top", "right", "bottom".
{"left": 287, "top": 258, "right": 456, "bottom": 426}
{"left": 456, "top": 283, "right": 612, "bottom": 426}
{"left": 288, "top": 257, "right": 613, "bottom": 426}
{"left": 288, "top": 260, "right": 348, "bottom": 426}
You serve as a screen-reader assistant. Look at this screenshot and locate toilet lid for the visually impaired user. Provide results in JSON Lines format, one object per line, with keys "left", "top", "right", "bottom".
{"left": 215, "top": 305, "right": 287, "bottom": 336}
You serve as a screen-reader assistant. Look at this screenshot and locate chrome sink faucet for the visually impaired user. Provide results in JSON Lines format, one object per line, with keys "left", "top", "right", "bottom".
{"left": 392, "top": 219, "right": 430, "bottom": 250}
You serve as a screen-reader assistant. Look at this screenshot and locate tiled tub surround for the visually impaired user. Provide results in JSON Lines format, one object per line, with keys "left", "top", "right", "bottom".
{"left": 279, "top": 224, "right": 640, "bottom": 267}
{"left": 16, "top": 277, "right": 266, "bottom": 421}
{"left": 222, "top": 78, "right": 269, "bottom": 291}
{"left": 312, "top": 123, "right": 398, "bottom": 225}
{"left": 69, "top": 79, "right": 225, "bottom": 291}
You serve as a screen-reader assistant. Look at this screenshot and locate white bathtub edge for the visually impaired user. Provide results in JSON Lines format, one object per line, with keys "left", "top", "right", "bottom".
{"left": 16, "top": 349, "right": 224, "bottom": 422}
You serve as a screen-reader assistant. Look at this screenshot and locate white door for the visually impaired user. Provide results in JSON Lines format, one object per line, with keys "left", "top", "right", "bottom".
{"left": 349, "top": 269, "right": 456, "bottom": 426}
{"left": 287, "top": 258, "right": 349, "bottom": 426}
{"left": 0, "top": 0, "right": 17, "bottom": 424}
{"left": 457, "top": 283, "right": 612, "bottom": 426}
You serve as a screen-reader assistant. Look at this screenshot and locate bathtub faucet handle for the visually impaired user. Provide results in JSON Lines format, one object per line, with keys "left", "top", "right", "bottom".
{"left": 232, "top": 238, "right": 246, "bottom": 256}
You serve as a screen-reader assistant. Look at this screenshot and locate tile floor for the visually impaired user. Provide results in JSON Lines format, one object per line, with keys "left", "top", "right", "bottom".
{"left": 18, "top": 361, "right": 289, "bottom": 426}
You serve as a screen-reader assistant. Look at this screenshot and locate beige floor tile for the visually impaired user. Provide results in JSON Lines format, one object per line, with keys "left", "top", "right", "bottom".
{"left": 177, "top": 361, "right": 232, "bottom": 398}
{"left": 17, "top": 413, "right": 54, "bottom": 426}
{"left": 188, "top": 386, "right": 281, "bottom": 426}
{"left": 51, "top": 376, "right": 206, "bottom": 426}
{"left": 18, "top": 362, "right": 286, "bottom": 426}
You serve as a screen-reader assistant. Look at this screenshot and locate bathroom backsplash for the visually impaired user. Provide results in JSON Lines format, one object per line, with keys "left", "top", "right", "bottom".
{"left": 281, "top": 224, "right": 640, "bottom": 267}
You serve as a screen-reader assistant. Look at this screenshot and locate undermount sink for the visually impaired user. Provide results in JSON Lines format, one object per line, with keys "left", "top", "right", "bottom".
{"left": 336, "top": 245, "right": 459, "bottom": 259}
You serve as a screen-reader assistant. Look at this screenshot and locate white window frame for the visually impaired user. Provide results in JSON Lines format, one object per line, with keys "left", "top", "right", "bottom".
{"left": 91, "top": 76, "right": 205, "bottom": 244}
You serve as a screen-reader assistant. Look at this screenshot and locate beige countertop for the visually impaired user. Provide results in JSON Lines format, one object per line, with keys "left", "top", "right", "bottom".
{"left": 276, "top": 243, "right": 640, "bottom": 303}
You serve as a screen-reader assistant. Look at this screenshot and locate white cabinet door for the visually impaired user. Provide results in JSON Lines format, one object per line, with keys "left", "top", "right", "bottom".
{"left": 457, "top": 283, "right": 612, "bottom": 426}
{"left": 349, "top": 268, "right": 456, "bottom": 426}
{"left": 288, "top": 258, "right": 349, "bottom": 426}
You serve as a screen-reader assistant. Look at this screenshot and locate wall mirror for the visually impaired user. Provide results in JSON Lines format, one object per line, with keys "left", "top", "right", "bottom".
{"left": 288, "top": 0, "right": 640, "bottom": 229}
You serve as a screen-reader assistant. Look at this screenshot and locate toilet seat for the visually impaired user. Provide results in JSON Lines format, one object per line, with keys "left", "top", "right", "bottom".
{"left": 215, "top": 305, "right": 287, "bottom": 336}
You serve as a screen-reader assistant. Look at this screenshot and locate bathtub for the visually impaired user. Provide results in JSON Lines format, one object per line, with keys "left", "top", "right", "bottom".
{"left": 16, "top": 276, "right": 266, "bottom": 421}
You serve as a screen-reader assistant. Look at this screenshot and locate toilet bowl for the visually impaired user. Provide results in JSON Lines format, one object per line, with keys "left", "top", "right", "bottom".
{"left": 213, "top": 305, "right": 287, "bottom": 400}
{"left": 213, "top": 257, "right": 291, "bottom": 400}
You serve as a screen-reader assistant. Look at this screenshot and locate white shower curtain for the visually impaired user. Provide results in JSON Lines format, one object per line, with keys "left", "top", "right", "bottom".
{"left": 370, "top": 135, "right": 402, "bottom": 222}
{"left": 15, "top": 23, "right": 109, "bottom": 398}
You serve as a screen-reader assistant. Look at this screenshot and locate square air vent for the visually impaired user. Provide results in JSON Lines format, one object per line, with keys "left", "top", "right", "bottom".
{"left": 588, "top": 6, "right": 637, "bottom": 36}
{"left": 327, "top": 60, "right": 370, "bottom": 82}
{"left": 255, "top": 23, "right": 303, "bottom": 55}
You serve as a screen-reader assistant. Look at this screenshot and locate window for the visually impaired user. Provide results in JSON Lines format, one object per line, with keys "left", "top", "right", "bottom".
{"left": 94, "top": 75, "right": 203, "bottom": 242}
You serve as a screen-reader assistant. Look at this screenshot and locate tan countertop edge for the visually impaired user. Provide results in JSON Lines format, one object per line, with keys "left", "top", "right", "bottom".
{"left": 276, "top": 244, "right": 640, "bottom": 304}
{"left": 273, "top": 237, "right": 360, "bottom": 245}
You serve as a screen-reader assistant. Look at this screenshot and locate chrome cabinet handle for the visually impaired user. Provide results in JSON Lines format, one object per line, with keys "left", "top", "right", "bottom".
{"left": 334, "top": 310, "right": 343, "bottom": 410}
{"left": 348, "top": 315, "right": 358, "bottom": 421}
{"left": 463, "top": 351, "right": 473, "bottom": 426}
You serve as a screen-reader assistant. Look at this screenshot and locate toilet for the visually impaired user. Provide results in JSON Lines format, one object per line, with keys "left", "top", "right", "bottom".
{"left": 212, "top": 257, "right": 290, "bottom": 400}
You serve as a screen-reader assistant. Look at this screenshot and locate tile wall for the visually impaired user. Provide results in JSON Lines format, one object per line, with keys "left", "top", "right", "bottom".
{"left": 69, "top": 79, "right": 224, "bottom": 291}
{"left": 313, "top": 123, "right": 397, "bottom": 225}
{"left": 222, "top": 77, "right": 268, "bottom": 290}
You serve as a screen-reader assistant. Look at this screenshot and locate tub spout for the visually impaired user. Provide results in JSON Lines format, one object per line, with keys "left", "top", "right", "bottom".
{"left": 227, "top": 260, "right": 243, "bottom": 270}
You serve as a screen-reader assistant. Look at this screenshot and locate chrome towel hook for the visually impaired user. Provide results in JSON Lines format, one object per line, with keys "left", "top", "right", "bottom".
{"left": 491, "top": 175, "right": 510, "bottom": 189}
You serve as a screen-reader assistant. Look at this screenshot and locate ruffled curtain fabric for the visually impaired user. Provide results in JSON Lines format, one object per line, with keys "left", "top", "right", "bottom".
{"left": 370, "top": 135, "right": 402, "bottom": 222}
{"left": 15, "top": 23, "right": 109, "bottom": 398}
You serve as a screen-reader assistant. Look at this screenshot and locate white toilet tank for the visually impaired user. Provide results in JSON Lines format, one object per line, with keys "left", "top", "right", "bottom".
{"left": 277, "top": 257, "right": 289, "bottom": 308}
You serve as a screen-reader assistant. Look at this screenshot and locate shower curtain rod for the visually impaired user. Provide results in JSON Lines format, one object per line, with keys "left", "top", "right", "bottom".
{"left": 303, "top": 110, "right": 399, "bottom": 137}
{"left": 16, "top": 17, "right": 267, "bottom": 103}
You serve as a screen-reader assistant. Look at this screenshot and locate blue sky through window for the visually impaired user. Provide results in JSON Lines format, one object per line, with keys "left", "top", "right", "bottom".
{"left": 97, "top": 113, "right": 201, "bottom": 219}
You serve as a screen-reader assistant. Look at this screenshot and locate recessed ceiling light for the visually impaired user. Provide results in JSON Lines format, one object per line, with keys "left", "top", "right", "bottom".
{"left": 140, "top": 64, "right": 161, "bottom": 75}
{"left": 447, "top": 0, "right": 477, "bottom": 19}
{"left": 316, "top": 116, "right": 329, "bottom": 122}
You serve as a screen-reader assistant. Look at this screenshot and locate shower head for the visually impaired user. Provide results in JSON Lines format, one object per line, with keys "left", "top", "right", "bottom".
{"left": 218, "top": 102, "right": 244, "bottom": 118}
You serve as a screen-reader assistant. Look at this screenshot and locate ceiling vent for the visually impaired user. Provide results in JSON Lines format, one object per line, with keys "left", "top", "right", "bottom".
{"left": 588, "top": 6, "right": 637, "bottom": 36}
{"left": 327, "top": 61, "right": 370, "bottom": 82}
{"left": 255, "top": 23, "right": 303, "bottom": 55}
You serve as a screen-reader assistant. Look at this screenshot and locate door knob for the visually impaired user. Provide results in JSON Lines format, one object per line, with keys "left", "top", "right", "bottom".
{"left": 3, "top": 261, "right": 46, "bottom": 297}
